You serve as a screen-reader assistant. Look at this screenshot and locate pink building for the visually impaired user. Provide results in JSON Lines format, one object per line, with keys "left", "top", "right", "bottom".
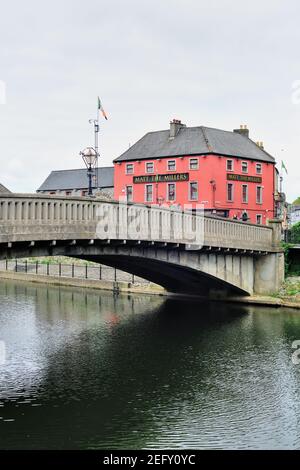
{"left": 114, "top": 120, "right": 277, "bottom": 224}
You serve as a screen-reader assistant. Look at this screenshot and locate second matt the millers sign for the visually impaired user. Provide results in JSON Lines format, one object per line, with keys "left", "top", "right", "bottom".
{"left": 133, "top": 173, "right": 189, "bottom": 184}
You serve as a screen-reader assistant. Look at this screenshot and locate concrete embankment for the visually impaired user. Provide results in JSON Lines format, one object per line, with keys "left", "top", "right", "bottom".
{"left": 1, "top": 270, "right": 300, "bottom": 309}
{"left": 226, "top": 295, "right": 300, "bottom": 309}
{"left": 0, "top": 270, "right": 166, "bottom": 296}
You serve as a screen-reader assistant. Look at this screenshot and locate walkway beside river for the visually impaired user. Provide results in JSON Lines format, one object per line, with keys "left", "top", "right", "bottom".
{"left": 0, "top": 259, "right": 149, "bottom": 284}
{"left": 0, "top": 259, "right": 165, "bottom": 296}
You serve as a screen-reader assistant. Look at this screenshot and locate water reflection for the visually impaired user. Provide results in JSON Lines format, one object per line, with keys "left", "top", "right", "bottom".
{"left": 0, "top": 280, "right": 300, "bottom": 449}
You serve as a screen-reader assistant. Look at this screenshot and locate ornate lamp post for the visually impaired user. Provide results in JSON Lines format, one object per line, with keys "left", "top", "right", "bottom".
{"left": 80, "top": 147, "right": 97, "bottom": 196}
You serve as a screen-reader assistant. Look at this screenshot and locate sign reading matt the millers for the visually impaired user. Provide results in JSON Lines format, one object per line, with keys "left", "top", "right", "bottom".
{"left": 227, "top": 173, "right": 262, "bottom": 183}
{"left": 133, "top": 173, "right": 189, "bottom": 184}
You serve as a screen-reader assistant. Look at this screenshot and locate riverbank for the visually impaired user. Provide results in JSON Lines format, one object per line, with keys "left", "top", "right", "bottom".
{"left": 0, "top": 269, "right": 166, "bottom": 296}
{"left": 1, "top": 269, "right": 300, "bottom": 309}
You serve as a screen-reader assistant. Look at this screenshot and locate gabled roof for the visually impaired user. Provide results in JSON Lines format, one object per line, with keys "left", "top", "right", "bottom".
{"left": 0, "top": 183, "right": 11, "bottom": 193}
{"left": 114, "top": 126, "right": 275, "bottom": 163}
{"left": 38, "top": 167, "right": 114, "bottom": 191}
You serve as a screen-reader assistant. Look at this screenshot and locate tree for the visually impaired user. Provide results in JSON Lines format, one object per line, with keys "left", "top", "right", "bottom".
{"left": 292, "top": 197, "right": 300, "bottom": 205}
{"left": 291, "top": 221, "right": 300, "bottom": 243}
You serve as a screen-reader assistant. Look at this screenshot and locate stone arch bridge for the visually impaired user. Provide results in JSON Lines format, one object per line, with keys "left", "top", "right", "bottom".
{"left": 0, "top": 195, "right": 284, "bottom": 296}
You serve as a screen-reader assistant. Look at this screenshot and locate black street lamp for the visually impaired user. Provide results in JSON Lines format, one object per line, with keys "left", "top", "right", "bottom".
{"left": 80, "top": 147, "right": 97, "bottom": 196}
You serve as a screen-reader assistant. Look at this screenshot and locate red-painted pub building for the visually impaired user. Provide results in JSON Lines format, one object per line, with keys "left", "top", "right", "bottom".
{"left": 113, "top": 120, "right": 277, "bottom": 224}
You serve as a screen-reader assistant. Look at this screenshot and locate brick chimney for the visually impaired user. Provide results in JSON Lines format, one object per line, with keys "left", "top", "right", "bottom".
{"left": 233, "top": 124, "right": 249, "bottom": 138}
{"left": 169, "top": 119, "right": 186, "bottom": 139}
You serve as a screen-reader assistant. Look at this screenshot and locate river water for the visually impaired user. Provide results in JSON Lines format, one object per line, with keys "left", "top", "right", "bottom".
{"left": 0, "top": 279, "right": 300, "bottom": 450}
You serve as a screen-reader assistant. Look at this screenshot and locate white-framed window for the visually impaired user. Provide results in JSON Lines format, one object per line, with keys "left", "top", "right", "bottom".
{"left": 146, "top": 162, "right": 154, "bottom": 173}
{"left": 189, "top": 182, "right": 198, "bottom": 201}
{"left": 189, "top": 158, "right": 199, "bottom": 170}
{"left": 227, "top": 183, "right": 234, "bottom": 202}
{"left": 241, "top": 161, "right": 248, "bottom": 173}
{"left": 242, "top": 184, "right": 248, "bottom": 203}
{"left": 126, "top": 185, "right": 133, "bottom": 202}
{"left": 126, "top": 163, "right": 134, "bottom": 174}
{"left": 256, "top": 163, "right": 262, "bottom": 174}
{"left": 167, "top": 160, "right": 176, "bottom": 171}
{"left": 145, "top": 184, "right": 153, "bottom": 202}
{"left": 256, "top": 186, "right": 263, "bottom": 204}
{"left": 226, "top": 159, "right": 234, "bottom": 171}
{"left": 167, "top": 183, "right": 176, "bottom": 201}
{"left": 256, "top": 214, "right": 262, "bottom": 224}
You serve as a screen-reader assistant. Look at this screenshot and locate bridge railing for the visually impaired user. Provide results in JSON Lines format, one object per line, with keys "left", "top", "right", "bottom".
{"left": 0, "top": 194, "right": 275, "bottom": 251}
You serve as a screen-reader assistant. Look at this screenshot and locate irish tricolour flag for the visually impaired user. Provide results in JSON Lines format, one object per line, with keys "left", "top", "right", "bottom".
{"left": 98, "top": 97, "right": 108, "bottom": 120}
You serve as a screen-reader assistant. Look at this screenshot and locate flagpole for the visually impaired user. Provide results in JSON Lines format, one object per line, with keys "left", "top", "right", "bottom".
{"left": 90, "top": 97, "right": 107, "bottom": 192}
{"left": 89, "top": 101, "right": 100, "bottom": 192}
{"left": 95, "top": 102, "right": 99, "bottom": 190}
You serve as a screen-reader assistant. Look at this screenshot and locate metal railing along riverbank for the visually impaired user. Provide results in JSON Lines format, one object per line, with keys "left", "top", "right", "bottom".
{"left": 0, "top": 259, "right": 148, "bottom": 285}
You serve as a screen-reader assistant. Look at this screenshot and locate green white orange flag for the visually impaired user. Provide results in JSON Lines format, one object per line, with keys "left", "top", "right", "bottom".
{"left": 281, "top": 160, "right": 288, "bottom": 174}
{"left": 98, "top": 97, "right": 108, "bottom": 120}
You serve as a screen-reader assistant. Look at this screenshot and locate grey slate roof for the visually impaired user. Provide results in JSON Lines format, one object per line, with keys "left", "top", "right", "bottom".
{"left": 0, "top": 183, "right": 11, "bottom": 193}
{"left": 38, "top": 167, "right": 114, "bottom": 191}
{"left": 114, "top": 126, "right": 275, "bottom": 163}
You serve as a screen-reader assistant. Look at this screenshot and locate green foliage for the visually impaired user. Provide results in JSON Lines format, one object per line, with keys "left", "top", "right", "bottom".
{"left": 292, "top": 197, "right": 300, "bottom": 205}
{"left": 277, "top": 278, "right": 300, "bottom": 299}
{"left": 291, "top": 222, "right": 300, "bottom": 243}
{"left": 281, "top": 242, "right": 293, "bottom": 275}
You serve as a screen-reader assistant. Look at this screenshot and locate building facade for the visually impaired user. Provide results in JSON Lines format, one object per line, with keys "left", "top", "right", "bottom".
{"left": 37, "top": 167, "right": 114, "bottom": 198}
{"left": 290, "top": 205, "right": 300, "bottom": 226}
{"left": 114, "top": 120, "right": 277, "bottom": 224}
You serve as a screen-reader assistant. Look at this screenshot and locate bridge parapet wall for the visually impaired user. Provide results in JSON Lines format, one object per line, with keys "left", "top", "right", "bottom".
{"left": 0, "top": 194, "right": 276, "bottom": 252}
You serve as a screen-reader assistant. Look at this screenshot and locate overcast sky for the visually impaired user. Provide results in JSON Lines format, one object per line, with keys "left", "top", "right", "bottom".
{"left": 0, "top": 0, "right": 299, "bottom": 201}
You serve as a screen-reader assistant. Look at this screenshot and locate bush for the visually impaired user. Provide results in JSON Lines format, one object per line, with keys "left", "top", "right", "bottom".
{"left": 291, "top": 222, "right": 300, "bottom": 244}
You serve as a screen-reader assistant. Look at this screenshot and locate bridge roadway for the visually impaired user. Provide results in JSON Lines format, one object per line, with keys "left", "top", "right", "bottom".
{"left": 0, "top": 194, "right": 284, "bottom": 296}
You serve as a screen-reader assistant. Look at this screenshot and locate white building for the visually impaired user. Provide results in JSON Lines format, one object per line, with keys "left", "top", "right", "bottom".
{"left": 290, "top": 205, "right": 300, "bottom": 226}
